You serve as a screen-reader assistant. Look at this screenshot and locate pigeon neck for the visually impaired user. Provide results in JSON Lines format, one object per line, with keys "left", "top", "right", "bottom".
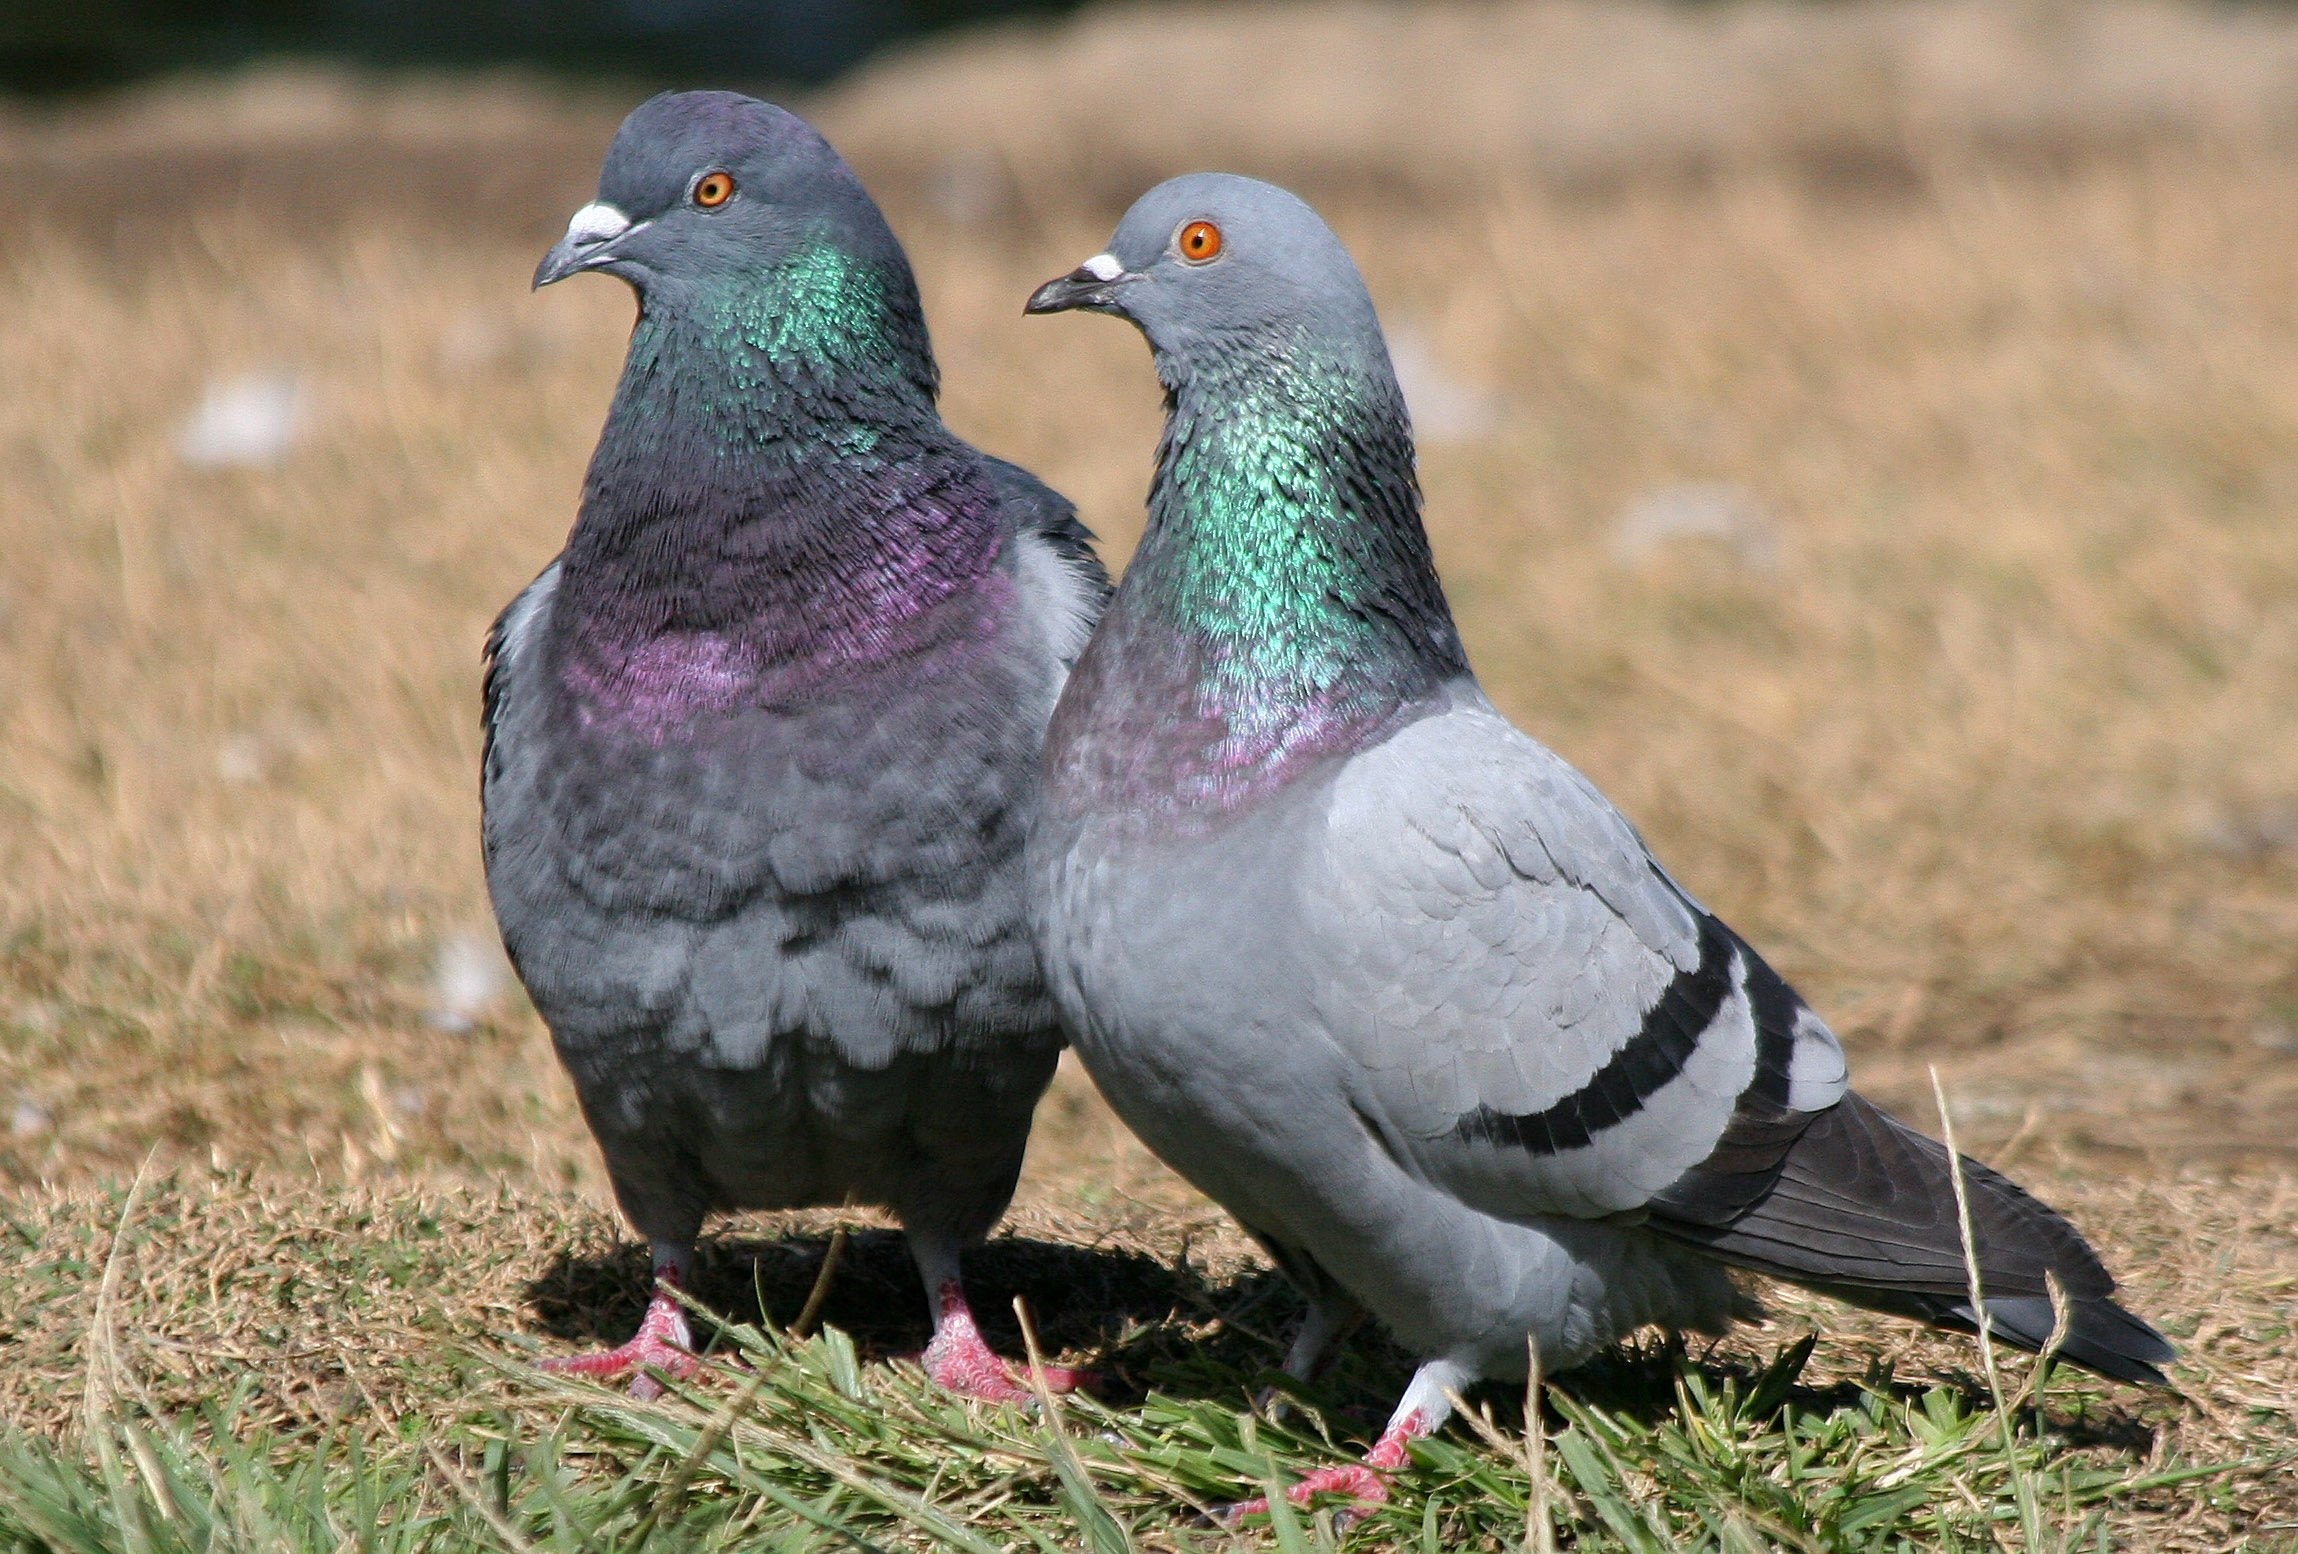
{"left": 557, "top": 240, "right": 1002, "bottom": 681}
{"left": 1059, "top": 343, "right": 1467, "bottom": 815}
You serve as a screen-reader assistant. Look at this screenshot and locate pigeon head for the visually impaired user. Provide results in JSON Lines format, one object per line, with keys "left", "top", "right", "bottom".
{"left": 536, "top": 92, "right": 914, "bottom": 331}
{"left": 540, "top": 90, "right": 945, "bottom": 465}
{"left": 1029, "top": 174, "right": 1467, "bottom": 805}
{"left": 1025, "top": 173, "right": 1385, "bottom": 381}
{"left": 541, "top": 93, "right": 999, "bottom": 661}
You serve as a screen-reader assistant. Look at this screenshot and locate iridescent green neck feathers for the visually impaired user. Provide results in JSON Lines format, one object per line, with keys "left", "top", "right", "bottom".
{"left": 1059, "top": 334, "right": 1466, "bottom": 813}
{"left": 1137, "top": 337, "right": 1463, "bottom": 700}
{"left": 641, "top": 236, "right": 939, "bottom": 436}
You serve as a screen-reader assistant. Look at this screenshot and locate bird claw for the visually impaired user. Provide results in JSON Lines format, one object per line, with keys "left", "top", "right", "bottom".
{"left": 913, "top": 1278, "right": 1091, "bottom": 1403}
{"left": 1217, "top": 1463, "right": 1391, "bottom": 1527}
{"left": 918, "top": 1325, "right": 1090, "bottom": 1403}
{"left": 537, "top": 1288, "right": 699, "bottom": 1399}
{"left": 537, "top": 1333, "right": 699, "bottom": 1399}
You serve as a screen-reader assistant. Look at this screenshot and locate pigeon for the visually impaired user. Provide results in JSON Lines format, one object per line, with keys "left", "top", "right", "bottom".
{"left": 1023, "top": 174, "right": 2171, "bottom": 1512}
{"left": 486, "top": 91, "right": 1108, "bottom": 1401}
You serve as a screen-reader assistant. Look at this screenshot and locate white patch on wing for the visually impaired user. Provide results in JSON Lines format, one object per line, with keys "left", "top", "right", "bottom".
{"left": 1016, "top": 530, "right": 1099, "bottom": 672}
{"left": 498, "top": 567, "right": 557, "bottom": 649}
{"left": 1785, "top": 1006, "right": 1849, "bottom": 1112}
{"left": 1081, "top": 252, "right": 1124, "bottom": 281}
{"left": 489, "top": 565, "right": 560, "bottom": 730}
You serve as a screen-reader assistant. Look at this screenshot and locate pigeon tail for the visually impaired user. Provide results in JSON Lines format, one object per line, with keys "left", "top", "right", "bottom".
{"left": 1651, "top": 1091, "right": 2174, "bottom": 1387}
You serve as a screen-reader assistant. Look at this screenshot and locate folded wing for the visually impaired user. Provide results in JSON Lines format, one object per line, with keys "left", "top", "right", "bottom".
{"left": 1307, "top": 690, "right": 2170, "bottom": 1384}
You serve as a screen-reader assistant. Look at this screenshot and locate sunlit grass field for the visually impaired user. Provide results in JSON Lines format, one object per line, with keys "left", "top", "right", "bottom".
{"left": 1, "top": 2, "right": 2296, "bottom": 1545}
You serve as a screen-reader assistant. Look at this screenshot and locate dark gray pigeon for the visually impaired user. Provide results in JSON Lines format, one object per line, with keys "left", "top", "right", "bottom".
{"left": 486, "top": 91, "right": 1107, "bottom": 1400}
{"left": 1024, "top": 174, "right": 2170, "bottom": 1512}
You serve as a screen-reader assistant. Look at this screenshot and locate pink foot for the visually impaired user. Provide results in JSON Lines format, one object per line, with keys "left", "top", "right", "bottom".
{"left": 1223, "top": 1463, "right": 1393, "bottom": 1521}
{"left": 919, "top": 1280, "right": 1090, "bottom": 1403}
{"left": 1220, "top": 1411, "right": 1424, "bottom": 1524}
{"left": 538, "top": 1287, "right": 698, "bottom": 1401}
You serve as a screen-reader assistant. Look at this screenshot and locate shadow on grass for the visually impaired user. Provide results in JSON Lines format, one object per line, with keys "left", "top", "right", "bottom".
{"left": 1448, "top": 1331, "right": 2160, "bottom": 1460}
{"left": 527, "top": 1229, "right": 1346, "bottom": 1403}
{"left": 528, "top": 1238, "right": 2156, "bottom": 1458}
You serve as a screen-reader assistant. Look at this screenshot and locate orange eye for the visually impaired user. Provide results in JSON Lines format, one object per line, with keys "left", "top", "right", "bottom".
{"left": 693, "top": 171, "right": 736, "bottom": 209}
{"left": 1177, "top": 219, "right": 1223, "bottom": 262}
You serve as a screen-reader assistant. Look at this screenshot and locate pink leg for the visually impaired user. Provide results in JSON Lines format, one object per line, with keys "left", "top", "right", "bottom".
{"left": 538, "top": 1253, "right": 700, "bottom": 1401}
{"left": 920, "top": 1279, "right": 1088, "bottom": 1403}
{"left": 1221, "top": 1356, "right": 1470, "bottom": 1524}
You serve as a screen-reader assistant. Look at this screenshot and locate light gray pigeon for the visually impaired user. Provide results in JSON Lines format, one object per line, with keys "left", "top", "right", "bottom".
{"left": 485, "top": 91, "right": 1107, "bottom": 1400}
{"left": 1023, "top": 174, "right": 2170, "bottom": 1512}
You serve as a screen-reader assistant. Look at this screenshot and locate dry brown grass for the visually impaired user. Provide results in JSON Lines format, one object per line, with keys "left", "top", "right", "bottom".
{"left": 1, "top": 0, "right": 2295, "bottom": 1540}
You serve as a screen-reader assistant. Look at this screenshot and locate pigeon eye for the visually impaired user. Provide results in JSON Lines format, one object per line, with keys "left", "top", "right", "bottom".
{"left": 1176, "top": 220, "right": 1223, "bottom": 263}
{"left": 693, "top": 171, "right": 736, "bottom": 209}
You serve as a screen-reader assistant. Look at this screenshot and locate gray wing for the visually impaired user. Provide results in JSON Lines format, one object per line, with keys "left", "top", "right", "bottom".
{"left": 1303, "top": 689, "right": 1847, "bottom": 1221}
{"left": 1306, "top": 689, "right": 2171, "bottom": 1385}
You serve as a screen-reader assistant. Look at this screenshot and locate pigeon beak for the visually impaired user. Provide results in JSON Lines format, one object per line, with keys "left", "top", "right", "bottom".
{"left": 534, "top": 201, "right": 641, "bottom": 289}
{"left": 1025, "top": 253, "right": 1136, "bottom": 316}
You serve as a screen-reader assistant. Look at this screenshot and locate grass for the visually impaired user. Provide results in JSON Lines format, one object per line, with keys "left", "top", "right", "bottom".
{"left": 4, "top": 1, "right": 2298, "bottom": 1546}
{"left": 0, "top": 1169, "right": 2288, "bottom": 1548}
{"left": 0, "top": 1172, "right": 2288, "bottom": 1544}
{"left": 0, "top": 1372, "right": 2229, "bottom": 1553}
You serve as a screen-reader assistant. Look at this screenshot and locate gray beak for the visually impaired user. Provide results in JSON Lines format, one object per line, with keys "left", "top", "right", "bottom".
{"left": 534, "top": 201, "right": 639, "bottom": 290}
{"left": 1025, "top": 253, "right": 1135, "bottom": 315}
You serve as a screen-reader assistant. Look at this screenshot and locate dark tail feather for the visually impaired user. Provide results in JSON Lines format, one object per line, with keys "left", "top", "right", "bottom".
{"left": 1791, "top": 1287, "right": 2174, "bottom": 1387}
{"left": 1653, "top": 1091, "right": 2175, "bottom": 1387}
{"left": 1968, "top": 1295, "right": 2174, "bottom": 1387}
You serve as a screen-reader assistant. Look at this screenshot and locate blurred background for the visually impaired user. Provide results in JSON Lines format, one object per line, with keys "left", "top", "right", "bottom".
{"left": 4, "top": 0, "right": 2298, "bottom": 1201}
{"left": 1, "top": 0, "right": 1091, "bottom": 92}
